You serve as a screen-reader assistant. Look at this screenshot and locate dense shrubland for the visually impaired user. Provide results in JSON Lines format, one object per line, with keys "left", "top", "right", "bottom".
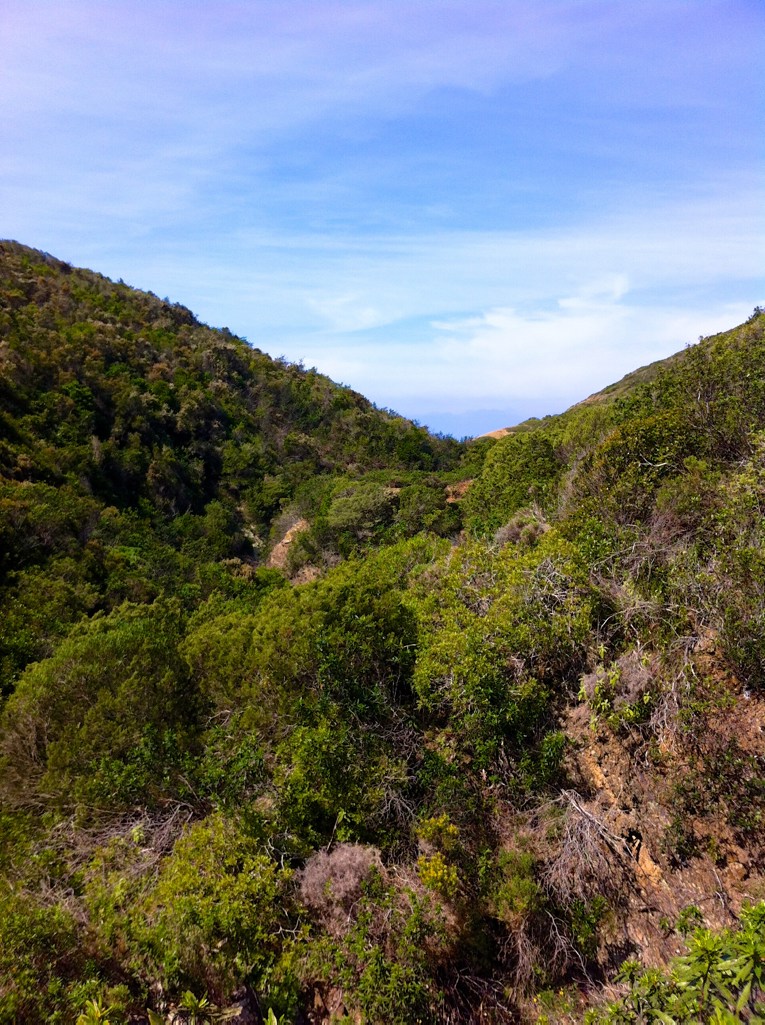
{"left": 0, "top": 244, "right": 763, "bottom": 1022}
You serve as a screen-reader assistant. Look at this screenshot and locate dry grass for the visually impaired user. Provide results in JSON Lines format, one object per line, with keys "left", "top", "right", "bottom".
{"left": 298, "top": 843, "right": 386, "bottom": 939}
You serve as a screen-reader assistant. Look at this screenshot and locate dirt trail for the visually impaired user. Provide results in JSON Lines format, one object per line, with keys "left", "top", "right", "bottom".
{"left": 266, "top": 517, "right": 309, "bottom": 571}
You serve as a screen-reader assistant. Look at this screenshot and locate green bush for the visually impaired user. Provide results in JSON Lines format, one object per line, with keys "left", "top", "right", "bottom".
{"left": 0, "top": 599, "right": 196, "bottom": 810}
{"left": 302, "top": 872, "right": 446, "bottom": 1025}
{"left": 136, "top": 814, "right": 294, "bottom": 1002}
{"left": 410, "top": 531, "right": 593, "bottom": 768}
{"left": 463, "top": 430, "right": 560, "bottom": 536}
{"left": 0, "top": 885, "right": 88, "bottom": 1024}
{"left": 590, "top": 902, "right": 765, "bottom": 1022}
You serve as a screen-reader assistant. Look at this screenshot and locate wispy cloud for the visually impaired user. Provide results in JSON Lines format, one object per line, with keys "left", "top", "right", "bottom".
{"left": 306, "top": 294, "right": 756, "bottom": 427}
{"left": 172, "top": 178, "right": 762, "bottom": 332}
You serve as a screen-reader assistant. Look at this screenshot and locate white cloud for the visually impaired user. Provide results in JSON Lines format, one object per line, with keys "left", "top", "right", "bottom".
{"left": 305, "top": 293, "right": 755, "bottom": 421}
{"left": 29, "top": 177, "right": 753, "bottom": 431}
{"left": 432, "top": 299, "right": 746, "bottom": 398}
{"left": 183, "top": 178, "right": 763, "bottom": 335}
{"left": 305, "top": 292, "right": 388, "bottom": 333}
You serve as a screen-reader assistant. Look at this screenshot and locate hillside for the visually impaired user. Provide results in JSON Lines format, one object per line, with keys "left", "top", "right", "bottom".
{"left": 1, "top": 246, "right": 764, "bottom": 1024}
{"left": 0, "top": 241, "right": 466, "bottom": 689}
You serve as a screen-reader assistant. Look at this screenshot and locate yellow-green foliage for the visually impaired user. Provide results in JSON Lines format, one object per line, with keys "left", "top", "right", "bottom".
{"left": 490, "top": 849, "right": 543, "bottom": 928}
{"left": 136, "top": 815, "right": 293, "bottom": 997}
{"left": 410, "top": 530, "right": 593, "bottom": 765}
{"left": 417, "top": 851, "right": 459, "bottom": 899}
{"left": 418, "top": 813, "right": 459, "bottom": 853}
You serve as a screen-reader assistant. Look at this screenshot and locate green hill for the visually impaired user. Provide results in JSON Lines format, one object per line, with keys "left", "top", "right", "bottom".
{"left": 0, "top": 240, "right": 464, "bottom": 688}
{"left": 1, "top": 244, "right": 763, "bottom": 1024}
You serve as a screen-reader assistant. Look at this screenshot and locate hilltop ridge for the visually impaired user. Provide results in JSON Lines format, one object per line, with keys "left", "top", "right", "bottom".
{"left": 480, "top": 349, "right": 687, "bottom": 441}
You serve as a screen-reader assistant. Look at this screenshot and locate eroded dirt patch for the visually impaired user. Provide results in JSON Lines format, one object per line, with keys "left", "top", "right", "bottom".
{"left": 266, "top": 517, "right": 310, "bottom": 571}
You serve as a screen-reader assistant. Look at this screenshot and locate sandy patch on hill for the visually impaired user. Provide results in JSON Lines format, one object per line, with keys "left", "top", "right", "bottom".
{"left": 266, "top": 517, "right": 309, "bottom": 571}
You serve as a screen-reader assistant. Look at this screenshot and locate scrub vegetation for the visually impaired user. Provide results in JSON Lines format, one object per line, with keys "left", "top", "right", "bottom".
{"left": 1, "top": 242, "right": 764, "bottom": 1022}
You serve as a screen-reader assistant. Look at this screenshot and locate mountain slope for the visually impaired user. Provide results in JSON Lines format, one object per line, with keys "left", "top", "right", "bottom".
{"left": 0, "top": 246, "right": 764, "bottom": 1024}
{"left": 0, "top": 241, "right": 462, "bottom": 499}
{"left": 0, "top": 240, "right": 465, "bottom": 687}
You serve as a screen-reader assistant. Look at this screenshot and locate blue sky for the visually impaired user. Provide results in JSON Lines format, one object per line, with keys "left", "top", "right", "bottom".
{"left": 2, "top": 1, "right": 763, "bottom": 436}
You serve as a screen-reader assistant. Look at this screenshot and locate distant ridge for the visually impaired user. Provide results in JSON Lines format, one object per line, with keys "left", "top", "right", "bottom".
{"left": 478, "top": 348, "right": 688, "bottom": 439}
